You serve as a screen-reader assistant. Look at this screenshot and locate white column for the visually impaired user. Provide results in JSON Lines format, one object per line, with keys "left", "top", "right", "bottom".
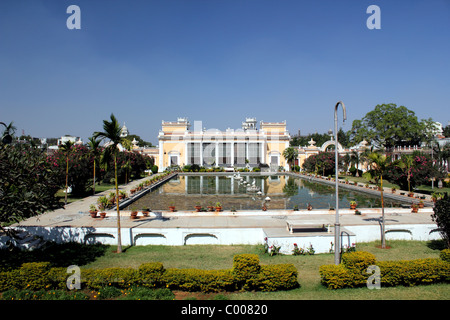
{"left": 230, "top": 142, "right": 234, "bottom": 166}
{"left": 216, "top": 142, "right": 219, "bottom": 167}
{"left": 199, "top": 142, "right": 203, "bottom": 166}
{"left": 159, "top": 141, "right": 164, "bottom": 172}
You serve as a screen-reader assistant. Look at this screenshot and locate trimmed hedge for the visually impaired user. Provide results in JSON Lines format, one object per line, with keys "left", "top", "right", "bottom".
{"left": 0, "top": 254, "right": 299, "bottom": 293}
{"left": 320, "top": 250, "right": 450, "bottom": 289}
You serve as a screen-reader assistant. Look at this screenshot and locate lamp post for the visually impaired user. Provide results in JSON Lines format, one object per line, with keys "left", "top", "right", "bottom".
{"left": 334, "top": 101, "right": 346, "bottom": 265}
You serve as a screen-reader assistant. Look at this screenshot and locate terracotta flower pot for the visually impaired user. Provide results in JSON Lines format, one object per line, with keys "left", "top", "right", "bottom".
{"left": 89, "top": 211, "right": 98, "bottom": 218}
{"left": 169, "top": 206, "right": 176, "bottom": 212}
{"left": 99, "top": 212, "right": 107, "bottom": 219}
{"left": 130, "top": 211, "right": 138, "bottom": 219}
{"left": 215, "top": 206, "right": 222, "bottom": 212}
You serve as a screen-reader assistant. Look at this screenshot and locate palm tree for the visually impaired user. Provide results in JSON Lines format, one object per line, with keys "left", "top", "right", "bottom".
{"left": 398, "top": 154, "right": 414, "bottom": 193}
{"left": 59, "top": 140, "right": 74, "bottom": 206}
{"left": 282, "top": 147, "right": 299, "bottom": 172}
{"left": 94, "top": 113, "right": 124, "bottom": 253}
{"left": 87, "top": 136, "right": 102, "bottom": 195}
{"left": 365, "top": 151, "right": 389, "bottom": 249}
{"left": 350, "top": 150, "right": 361, "bottom": 176}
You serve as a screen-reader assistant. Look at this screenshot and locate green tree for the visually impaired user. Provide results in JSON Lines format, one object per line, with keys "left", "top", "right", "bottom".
{"left": 431, "top": 193, "right": 450, "bottom": 248}
{"left": 59, "top": 140, "right": 74, "bottom": 206}
{"left": 282, "top": 147, "right": 299, "bottom": 172}
{"left": 364, "top": 151, "right": 389, "bottom": 249}
{"left": 94, "top": 114, "right": 124, "bottom": 253}
{"left": 87, "top": 136, "right": 102, "bottom": 195}
{"left": 0, "top": 143, "right": 62, "bottom": 227}
{"left": 350, "top": 103, "right": 425, "bottom": 149}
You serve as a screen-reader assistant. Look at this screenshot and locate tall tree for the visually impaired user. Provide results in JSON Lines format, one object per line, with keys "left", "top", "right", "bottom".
{"left": 282, "top": 147, "right": 299, "bottom": 171}
{"left": 364, "top": 151, "right": 389, "bottom": 249}
{"left": 94, "top": 114, "right": 124, "bottom": 253}
{"left": 87, "top": 136, "right": 102, "bottom": 195}
{"left": 350, "top": 103, "right": 425, "bottom": 149}
{"left": 59, "top": 140, "right": 74, "bottom": 206}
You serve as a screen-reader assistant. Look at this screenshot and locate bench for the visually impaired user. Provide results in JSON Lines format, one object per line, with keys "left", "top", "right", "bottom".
{"left": 286, "top": 220, "right": 329, "bottom": 234}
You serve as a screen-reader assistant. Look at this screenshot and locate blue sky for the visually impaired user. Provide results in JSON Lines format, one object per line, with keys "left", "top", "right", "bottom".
{"left": 1, "top": 0, "right": 449, "bottom": 145}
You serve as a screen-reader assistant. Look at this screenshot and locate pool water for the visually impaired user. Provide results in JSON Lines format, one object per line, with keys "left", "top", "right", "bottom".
{"left": 125, "top": 174, "right": 409, "bottom": 211}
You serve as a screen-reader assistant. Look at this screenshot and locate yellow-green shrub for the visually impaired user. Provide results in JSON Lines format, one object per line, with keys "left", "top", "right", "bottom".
{"left": 82, "top": 267, "right": 139, "bottom": 289}
{"left": 232, "top": 254, "right": 260, "bottom": 290}
{"left": 138, "top": 262, "right": 165, "bottom": 288}
{"left": 163, "top": 268, "right": 235, "bottom": 292}
{"left": 319, "top": 264, "right": 353, "bottom": 289}
{"left": 440, "top": 249, "right": 450, "bottom": 262}
{"left": 341, "top": 251, "right": 376, "bottom": 286}
{"left": 320, "top": 251, "right": 450, "bottom": 289}
{"left": 256, "top": 264, "right": 299, "bottom": 292}
{"left": 378, "top": 258, "right": 450, "bottom": 287}
{"left": 0, "top": 254, "right": 299, "bottom": 294}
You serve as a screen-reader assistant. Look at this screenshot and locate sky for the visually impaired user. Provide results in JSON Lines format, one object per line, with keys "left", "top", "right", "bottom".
{"left": 1, "top": 0, "right": 449, "bottom": 145}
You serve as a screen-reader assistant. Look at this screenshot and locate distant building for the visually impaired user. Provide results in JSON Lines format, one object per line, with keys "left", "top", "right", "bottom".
{"left": 57, "top": 135, "right": 82, "bottom": 146}
{"left": 157, "top": 117, "right": 290, "bottom": 172}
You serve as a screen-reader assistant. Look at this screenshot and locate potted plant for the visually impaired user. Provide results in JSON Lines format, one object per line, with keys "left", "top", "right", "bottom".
{"left": 142, "top": 207, "right": 150, "bottom": 217}
{"left": 355, "top": 210, "right": 361, "bottom": 215}
{"left": 408, "top": 192, "right": 414, "bottom": 198}
{"left": 349, "top": 201, "right": 357, "bottom": 210}
{"left": 411, "top": 203, "right": 419, "bottom": 213}
{"left": 307, "top": 203, "right": 312, "bottom": 211}
{"left": 262, "top": 203, "right": 267, "bottom": 211}
{"left": 194, "top": 202, "right": 202, "bottom": 212}
{"left": 215, "top": 202, "right": 222, "bottom": 212}
{"left": 89, "top": 204, "right": 98, "bottom": 218}
{"left": 418, "top": 200, "right": 424, "bottom": 208}
{"left": 391, "top": 187, "right": 396, "bottom": 194}
{"left": 168, "top": 202, "right": 176, "bottom": 212}
{"left": 130, "top": 207, "right": 138, "bottom": 219}
{"left": 207, "top": 202, "right": 215, "bottom": 212}
{"left": 293, "top": 205, "right": 299, "bottom": 211}
{"left": 97, "top": 196, "right": 108, "bottom": 218}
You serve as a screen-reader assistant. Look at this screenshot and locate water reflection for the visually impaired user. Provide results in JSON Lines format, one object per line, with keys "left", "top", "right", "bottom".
{"left": 126, "top": 174, "right": 408, "bottom": 211}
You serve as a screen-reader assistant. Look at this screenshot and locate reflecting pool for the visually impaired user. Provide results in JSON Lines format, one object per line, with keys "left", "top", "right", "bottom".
{"left": 125, "top": 174, "right": 410, "bottom": 211}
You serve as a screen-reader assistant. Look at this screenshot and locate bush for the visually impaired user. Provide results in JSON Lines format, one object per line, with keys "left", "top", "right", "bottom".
{"left": 319, "top": 264, "right": 354, "bottom": 289}
{"left": 164, "top": 268, "right": 235, "bottom": 293}
{"left": 378, "top": 258, "right": 450, "bottom": 287}
{"left": 119, "top": 287, "right": 174, "bottom": 300}
{"left": 138, "top": 262, "right": 165, "bottom": 288}
{"left": 1, "top": 254, "right": 299, "bottom": 295}
{"left": 431, "top": 193, "right": 450, "bottom": 248}
{"left": 1, "top": 288, "right": 89, "bottom": 301}
{"left": 83, "top": 267, "right": 139, "bottom": 289}
{"left": 341, "top": 251, "right": 376, "bottom": 286}
{"left": 320, "top": 251, "right": 450, "bottom": 289}
{"left": 256, "top": 264, "right": 299, "bottom": 292}
{"left": 440, "top": 249, "right": 450, "bottom": 262}
{"left": 232, "top": 254, "right": 261, "bottom": 290}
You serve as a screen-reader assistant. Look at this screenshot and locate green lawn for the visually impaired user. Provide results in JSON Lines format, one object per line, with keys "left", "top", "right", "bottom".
{"left": 81, "top": 240, "right": 450, "bottom": 300}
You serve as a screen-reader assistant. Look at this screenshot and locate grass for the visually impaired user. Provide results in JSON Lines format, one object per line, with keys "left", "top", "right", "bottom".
{"left": 80, "top": 240, "right": 450, "bottom": 300}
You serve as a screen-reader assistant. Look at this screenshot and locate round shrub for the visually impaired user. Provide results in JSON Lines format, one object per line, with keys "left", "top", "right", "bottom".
{"left": 440, "top": 249, "right": 450, "bottom": 262}
{"left": 232, "top": 254, "right": 260, "bottom": 290}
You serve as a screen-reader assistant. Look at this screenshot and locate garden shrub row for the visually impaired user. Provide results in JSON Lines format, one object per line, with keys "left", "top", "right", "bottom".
{"left": 0, "top": 254, "right": 299, "bottom": 293}
{"left": 319, "top": 250, "right": 450, "bottom": 289}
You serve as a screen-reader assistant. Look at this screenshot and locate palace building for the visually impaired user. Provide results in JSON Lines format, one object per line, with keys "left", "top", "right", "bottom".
{"left": 156, "top": 117, "right": 290, "bottom": 172}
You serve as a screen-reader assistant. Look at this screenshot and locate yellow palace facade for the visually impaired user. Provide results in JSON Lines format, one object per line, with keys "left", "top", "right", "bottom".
{"left": 156, "top": 117, "right": 290, "bottom": 172}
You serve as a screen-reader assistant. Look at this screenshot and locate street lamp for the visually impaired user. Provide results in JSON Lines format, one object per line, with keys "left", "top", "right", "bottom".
{"left": 334, "top": 101, "right": 347, "bottom": 265}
